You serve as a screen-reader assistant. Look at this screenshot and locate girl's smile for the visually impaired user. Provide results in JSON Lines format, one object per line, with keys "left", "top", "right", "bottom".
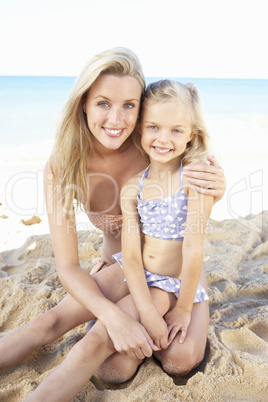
{"left": 153, "top": 146, "right": 173, "bottom": 154}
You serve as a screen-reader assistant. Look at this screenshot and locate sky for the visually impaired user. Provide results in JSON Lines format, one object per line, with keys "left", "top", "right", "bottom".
{"left": 0, "top": 0, "right": 267, "bottom": 79}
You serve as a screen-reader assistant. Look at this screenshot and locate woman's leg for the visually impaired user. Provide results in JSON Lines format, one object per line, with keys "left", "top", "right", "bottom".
{"left": 26, "top": 288, "right": 174, "bottom": 401}
{"left": 0, "top": 263, "right": 128, "bottom": 368}
{"left": 26, "top": 320, "right": 116, "bottom": 402}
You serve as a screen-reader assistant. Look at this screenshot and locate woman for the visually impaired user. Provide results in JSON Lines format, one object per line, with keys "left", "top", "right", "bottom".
{"left": 0, "top": 47, "right": 225, "bottom": 383}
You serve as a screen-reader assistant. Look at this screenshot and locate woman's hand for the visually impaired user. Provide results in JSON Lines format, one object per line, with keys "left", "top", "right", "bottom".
{"left": 140, "top": 308, "right": 169, "bottom": 350}
{"left": 104, "top": 308, "right": 159, "bottom": 360}
{"left": 164, "top": 307, "right": 191, "bottom": 345}
{"left": 183, "top": 155, "right": 226, "bottom": 203}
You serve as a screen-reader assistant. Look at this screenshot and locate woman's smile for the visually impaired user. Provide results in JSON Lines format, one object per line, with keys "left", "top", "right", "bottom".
{"left": 103, "top": 127, "right": 125, "bottom": 137}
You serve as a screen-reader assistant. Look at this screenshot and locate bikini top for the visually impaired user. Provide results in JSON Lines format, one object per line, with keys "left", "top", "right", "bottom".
{"left": 137, "top": 163, "right": 188, "bottom": 241}
{"left": 87, "top": 211, "right": 123, "bottom": 233}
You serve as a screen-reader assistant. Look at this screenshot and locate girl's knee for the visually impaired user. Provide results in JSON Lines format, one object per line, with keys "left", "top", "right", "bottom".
{"left": 161, "top": 343, "right": 204, "bottom": 376}
{"left": 97, "top": 355, "right": 141, "bottom": 384}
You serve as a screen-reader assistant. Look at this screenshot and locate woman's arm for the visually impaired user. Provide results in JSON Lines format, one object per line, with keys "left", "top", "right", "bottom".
{"left": 183, "top": 155, "right": 226, "bottom": 203}
{"left": 165, "top": 185, "right": 213, "bottom": 344}
{"left": 44, "top": 162, "right": 154, "bottom": 358}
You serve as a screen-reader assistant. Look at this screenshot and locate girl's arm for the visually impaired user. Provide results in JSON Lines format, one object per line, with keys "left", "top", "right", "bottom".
{"left": 44, "top": 163, "right": 154, "bottom": 358}
{"left": 121, "top": 178, "right": 169, "bottom": 350}
{"left": 165, "top": 185, "right": 213, "bottom": 344}
{"left": 183, "top": 155, "right": 226, "bottom": 203}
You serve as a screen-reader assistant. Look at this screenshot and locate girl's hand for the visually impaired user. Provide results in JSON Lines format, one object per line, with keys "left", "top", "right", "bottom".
{"left": 183, "top": 155, "right": 226, "bottom": 203}
{"left": 164, "top": 307, "right": 191, "bottom": 345}
{"left": 104, "top": 308, "right": 159, "bottom": 360}
{"left": 141, "top": 309, "right": 169, "bottom": 350}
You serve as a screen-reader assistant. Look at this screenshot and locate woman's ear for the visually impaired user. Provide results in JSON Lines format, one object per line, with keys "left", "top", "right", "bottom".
{"left": 82, "top": 102, "right": 87, "bottom": 114}
{"left": 137, "top": 120, "right": 142, "bottom": 135}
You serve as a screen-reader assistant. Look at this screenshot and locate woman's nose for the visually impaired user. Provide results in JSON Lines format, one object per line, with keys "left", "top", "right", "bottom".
{"left": 108, "top": 107, "right": 121, "bottom": 125}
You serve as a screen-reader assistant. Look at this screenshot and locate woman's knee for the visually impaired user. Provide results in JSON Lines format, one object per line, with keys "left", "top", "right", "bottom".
{"left": 28, "top": 309, "right": 62, "bottom": 344}
{"left": 71, "top": 325, "right": 110, "bottom": 365}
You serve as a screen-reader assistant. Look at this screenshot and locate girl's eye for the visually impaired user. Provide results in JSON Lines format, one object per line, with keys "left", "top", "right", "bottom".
{"left": 149, "top": 125, "right": 158, "bottom": 130}
{"left": 124, "top": 103, "right": 135, "bottom": 109}
{"left": 98, "top": 101, "right": 109, "bottom": 107}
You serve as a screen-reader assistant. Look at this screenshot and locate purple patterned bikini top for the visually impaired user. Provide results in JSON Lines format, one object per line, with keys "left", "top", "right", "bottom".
{"left": 137, "top": 163, "right": 188, "bottom": 241}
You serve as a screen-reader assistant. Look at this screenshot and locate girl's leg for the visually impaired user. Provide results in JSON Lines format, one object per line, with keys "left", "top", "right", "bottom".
{"left": 96, "top": 270, "right": 209, "bottom": 382}
{"left": 155, "top": 267, "right": 209, "bottom": 375}
{"left": 156, "top": 299, "right": 209, "bottom": 375}
{"left": 96, "top": 287, "right": 176, "bottom": 383}
{"left": 0, "top": 263, "right": 128, "bottom": 368}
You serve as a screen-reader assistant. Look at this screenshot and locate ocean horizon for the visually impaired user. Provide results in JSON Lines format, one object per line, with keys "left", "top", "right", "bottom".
{"left": 1, "top": 75, "right": 267, "bottom": 151}
{"left": 0, "top": 75, "right": 267, "bottom": 220}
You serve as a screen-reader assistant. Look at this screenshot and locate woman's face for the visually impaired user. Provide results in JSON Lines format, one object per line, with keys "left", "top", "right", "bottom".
{"left": 84, "top": 74, "right": 142, "bottom": 151}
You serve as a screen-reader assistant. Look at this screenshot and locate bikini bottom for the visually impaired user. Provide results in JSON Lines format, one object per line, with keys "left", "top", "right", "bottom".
{"left": 112, "top": 252, "right": 209, "bottom": 303}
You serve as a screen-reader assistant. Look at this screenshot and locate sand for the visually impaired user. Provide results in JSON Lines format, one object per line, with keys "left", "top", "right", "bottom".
{"left": 0, "top": 171, "right": 268, "bottom": 400}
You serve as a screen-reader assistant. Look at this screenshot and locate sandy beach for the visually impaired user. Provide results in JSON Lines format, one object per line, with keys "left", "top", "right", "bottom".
{"left": 0, "top": 159, "right": 267, "bottom": 401}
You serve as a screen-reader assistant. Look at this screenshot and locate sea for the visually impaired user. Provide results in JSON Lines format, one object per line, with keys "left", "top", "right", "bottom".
{"left": 0, "top": 76, "right": 267, "bottom": 221}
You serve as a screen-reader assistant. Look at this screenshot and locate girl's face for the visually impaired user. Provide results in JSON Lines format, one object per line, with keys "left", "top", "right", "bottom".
{"left": 84, "top": 74, "right": 142, "bottom": 151}
{"left": 140, "top": 100, "right": 193, "bottom": 163}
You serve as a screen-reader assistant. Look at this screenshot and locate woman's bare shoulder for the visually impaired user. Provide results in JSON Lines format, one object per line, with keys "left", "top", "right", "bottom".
{"left": 124, "top": 167, "right": 147, "bottom": 187}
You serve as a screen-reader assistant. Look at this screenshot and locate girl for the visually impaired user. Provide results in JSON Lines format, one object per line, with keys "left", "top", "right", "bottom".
{"left": 25, "top": 79, "right": 213, "bottom": 401}
{"left": 0, "top": 48, "right": 225, "bottom": 387}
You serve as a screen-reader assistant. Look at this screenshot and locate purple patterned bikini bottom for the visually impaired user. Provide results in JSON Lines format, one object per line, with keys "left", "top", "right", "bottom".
{"left": 112, "top": 252, "right": 209, "bottom": 303}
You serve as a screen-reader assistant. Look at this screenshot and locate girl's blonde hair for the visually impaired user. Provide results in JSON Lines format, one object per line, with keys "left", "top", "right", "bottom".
{"left": 49, "top": 47, "right": 145, "bottom": 214}
{"left": 141, "top": 79, "right": 210, "bottom": 165}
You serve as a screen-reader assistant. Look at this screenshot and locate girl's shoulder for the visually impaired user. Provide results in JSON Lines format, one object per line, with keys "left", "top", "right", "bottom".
{"left": 121, "top": 167, "right": 149, "bottom": 200}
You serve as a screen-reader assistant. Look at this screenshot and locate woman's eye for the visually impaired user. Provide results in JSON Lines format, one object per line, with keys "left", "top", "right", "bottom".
{"left": 124, "top": 103, "right": 135, "bottom": 109}
{"left": 173, "top": 129, "right": 182, "bottom": 134}
{"left": 98, "top": 101, "right": 109, "bottom": 107}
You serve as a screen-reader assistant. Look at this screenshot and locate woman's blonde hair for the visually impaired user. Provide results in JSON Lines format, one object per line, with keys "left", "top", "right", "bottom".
{"left": 49, "top": 47, "right": 145, "bottom": 215}
{"left": 141, "top": 79, "right": 210, "bottom": 165}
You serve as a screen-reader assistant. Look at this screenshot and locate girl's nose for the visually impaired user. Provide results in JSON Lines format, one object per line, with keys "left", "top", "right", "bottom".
{"left": 108, "top": 107, "right": 121, "bottom": 125}
{"left": 158, "top": 129, "right": 169, "bottom": 143}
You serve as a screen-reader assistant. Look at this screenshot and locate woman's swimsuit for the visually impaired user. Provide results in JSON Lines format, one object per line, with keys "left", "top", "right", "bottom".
{"left": 87, "top": 212, "right": 123, "bottom": 271}
{"left": 113, "top": 164, "right": 209, "bottom": 303}
{"left": 87, "top": 211, "right": 123, "bottom": 233}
